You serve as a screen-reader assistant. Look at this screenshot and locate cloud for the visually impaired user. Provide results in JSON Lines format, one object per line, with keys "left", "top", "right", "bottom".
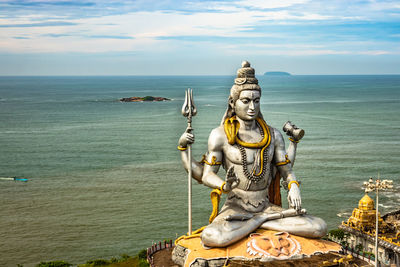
{"left": 86, "top": 35, "right": 134, "bottom": 40}
{"left": 156, "top": 35, "right": 283, "bottom": 42}
{"left": 235, "top": 0, "right": 309, "bottom": 10}
{"left": 41, "top": 33, "right": 72, "bottom": 38}
{"left": 0, "top": 21, "right": 78, "bottom": 27}
{"left": 5, "top": 1, "right": 96, "bottom": 7}
{"left": 0, "top": 0, "right": 398, "bottom": 58}
{"left": 282, "top": 49, "right": 351, "bottom": 56}
{"left": 40, "top": 33, "right": 134, "bottom": 39}
{"left": 358, "top": 50, "right": 391, "bottom": 56}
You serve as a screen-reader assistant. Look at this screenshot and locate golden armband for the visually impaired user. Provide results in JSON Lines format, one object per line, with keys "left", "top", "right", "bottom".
{"left": 276, "top": 155, "right": 291, "bottom": 166}
{"left": 203, "top": 156, "right": 222, "bottom": 166}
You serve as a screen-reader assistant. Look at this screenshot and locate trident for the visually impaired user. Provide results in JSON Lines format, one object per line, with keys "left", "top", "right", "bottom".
{"left": 181, "top": 88, "right": 197, "bottom": 235}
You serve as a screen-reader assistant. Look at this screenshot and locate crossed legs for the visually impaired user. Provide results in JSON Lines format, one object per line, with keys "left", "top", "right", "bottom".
{"left": 201, "top": 202, "right": 327, "bottom": 247}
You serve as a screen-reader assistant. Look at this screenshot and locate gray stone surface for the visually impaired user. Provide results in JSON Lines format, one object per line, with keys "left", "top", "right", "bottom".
{"left": 172, "top": 245, "right": 189, "bottom": 266}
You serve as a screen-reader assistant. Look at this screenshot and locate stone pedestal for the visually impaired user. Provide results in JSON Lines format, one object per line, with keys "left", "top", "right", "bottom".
{"left": 172, "top": 229, "right": 342, "bottom": 267}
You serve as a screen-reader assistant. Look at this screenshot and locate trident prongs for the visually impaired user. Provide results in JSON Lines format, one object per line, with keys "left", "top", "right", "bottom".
{"left": 181, "top": 88, "right": 197, "bottom": 125}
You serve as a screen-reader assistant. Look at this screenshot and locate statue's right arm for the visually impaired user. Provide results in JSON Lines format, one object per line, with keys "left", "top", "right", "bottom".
{"left": 201, "top": 128, "right": 226, "bottom": 190}
{"left": 178, "top": 132, "right": 204, "bottom": 183}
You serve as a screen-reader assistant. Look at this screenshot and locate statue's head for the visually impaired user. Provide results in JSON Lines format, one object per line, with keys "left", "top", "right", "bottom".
{"left": 230, "top": 89, "right": 260, "bottom": 121}
{"left": 223, "top": 61, "right": 262, "bottom": 122}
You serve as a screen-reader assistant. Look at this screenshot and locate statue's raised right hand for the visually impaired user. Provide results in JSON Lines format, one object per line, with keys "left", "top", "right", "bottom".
{"left": 223, "top": 166, "right": 239, "bottom": 192}
{"left": 178, "top": 131, "right": 194, "bottom": 148}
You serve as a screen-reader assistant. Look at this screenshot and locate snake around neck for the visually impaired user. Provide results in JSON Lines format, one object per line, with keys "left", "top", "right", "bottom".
{"left": 224, "top": 116, "right": 271, "bottom": 183}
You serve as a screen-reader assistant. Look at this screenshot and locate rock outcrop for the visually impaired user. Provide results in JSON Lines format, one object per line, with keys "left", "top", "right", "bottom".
{"left": 119, "top": 96, "right": 170, "bottom": 102}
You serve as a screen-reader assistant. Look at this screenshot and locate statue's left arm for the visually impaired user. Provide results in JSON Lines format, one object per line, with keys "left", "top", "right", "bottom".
{"left": 273, "top": 129, "right": 301, "bottom": 210}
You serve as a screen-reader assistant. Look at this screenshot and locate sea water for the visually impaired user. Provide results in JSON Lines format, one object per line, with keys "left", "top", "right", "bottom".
{"left": 0, "top": 75, "right": 399, "bottom": 266}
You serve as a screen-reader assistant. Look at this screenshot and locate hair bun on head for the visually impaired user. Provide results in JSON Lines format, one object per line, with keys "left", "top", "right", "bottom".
{"left": 235, "top": 61, "right": 258, "bottom": 85}
{"left": 231, "top": 61, "right": 261, "bottom": 99}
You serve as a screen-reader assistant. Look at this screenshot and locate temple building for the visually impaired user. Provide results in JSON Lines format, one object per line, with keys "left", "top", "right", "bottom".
{"left": 346, "top": 194, "right": 386, "bottom": 231}
{"left": 340, "top": 193, "right": 400, "bottom": 266}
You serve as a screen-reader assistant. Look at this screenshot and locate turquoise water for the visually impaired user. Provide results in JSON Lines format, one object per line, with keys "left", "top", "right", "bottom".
{"left": 0, "top": 75, "right": 399, "bottom": 266}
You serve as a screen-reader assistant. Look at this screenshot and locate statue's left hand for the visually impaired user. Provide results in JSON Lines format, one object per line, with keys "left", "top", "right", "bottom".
{"left": 288, "top": 183, "right": 301, "bottom": 211}
{"left": 223, "top": 166, "right": 239, "bottom": 192}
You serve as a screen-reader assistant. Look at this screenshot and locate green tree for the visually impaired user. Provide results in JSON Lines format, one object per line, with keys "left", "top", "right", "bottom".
{"left": 36, "top": 261, "right": 72, "bottom": 267}
{"left": 329, "top": 228, "right": 346, "bottom": 240}
{"left": 143, "top": 96, "right": 155, "bottom": 101}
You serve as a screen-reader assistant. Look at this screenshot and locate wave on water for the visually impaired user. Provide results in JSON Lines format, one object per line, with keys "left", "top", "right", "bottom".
{"left": 0, "top": 130, "right": 39, "bottom": 134}
{"left": 133, "top": 111, "right": 176, "bottom": 118}
{"left": 108, "top": 161, "right": 178, "bottom": 170}
{"left": 0, "top": 121, "right": 127, "bottom": 134}
{"left": 337, "top": 212, "right": 351, "bottom": 218}
{"left": 263, "top": 98, "right": 400, "bottom": 105}
{"left": 89, "top": 99, "right": 117, "bottom": 103}
{"left": 379, "top": 203, "right": 395, "bottom": 209}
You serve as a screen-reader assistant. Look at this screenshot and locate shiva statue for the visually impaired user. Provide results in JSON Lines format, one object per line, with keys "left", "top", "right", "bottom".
{"left": 177, "top": 61, "right": 327, "bottom": 247}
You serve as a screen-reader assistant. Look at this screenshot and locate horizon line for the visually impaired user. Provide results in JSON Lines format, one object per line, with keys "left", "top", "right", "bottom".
{"left": 1, "top": 74, "right": 400, "bottom": 77}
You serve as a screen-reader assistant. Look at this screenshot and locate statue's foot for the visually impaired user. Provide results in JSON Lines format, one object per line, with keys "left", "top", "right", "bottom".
{"left": 260, "top": 214, "right": 327, "bottom": 238}
{"left": 224, "top": 213, "right": 254, "bottom": 221}
{"left": 202, "top": 219, "right": 254, "bottom": 247}
{"left": 201, "top": 214, "right": 268, "bottom": 247}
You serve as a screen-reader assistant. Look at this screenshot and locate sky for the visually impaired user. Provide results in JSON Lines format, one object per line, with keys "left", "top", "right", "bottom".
{"left": 0, "top": 0, "right": 399, "bottom": 75}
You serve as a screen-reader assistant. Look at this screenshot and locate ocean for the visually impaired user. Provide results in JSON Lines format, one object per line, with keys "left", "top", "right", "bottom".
{"left": 0, "top": 75, "right": 399, "bottom": 266}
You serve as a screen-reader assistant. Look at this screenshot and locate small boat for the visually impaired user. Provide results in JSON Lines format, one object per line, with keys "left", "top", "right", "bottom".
{"left": 0, "top": 177, "right": 29, "bottom": 182}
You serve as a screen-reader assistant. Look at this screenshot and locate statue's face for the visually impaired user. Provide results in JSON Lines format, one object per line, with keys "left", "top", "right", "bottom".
{"left": 233, "top": 90, "right": 260, "bottom": 121}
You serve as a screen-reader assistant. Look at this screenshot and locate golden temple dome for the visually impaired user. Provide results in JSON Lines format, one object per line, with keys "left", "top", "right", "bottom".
{"left": 358, "top": 194, "right": 374, "bottom": 210}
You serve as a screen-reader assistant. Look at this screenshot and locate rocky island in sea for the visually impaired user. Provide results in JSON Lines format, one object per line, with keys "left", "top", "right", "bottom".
{"left": 119, "top": 96, "right": 171, "bottom": 102}
{"left": 264, "top": 71, "right": 291, "bottom": 76}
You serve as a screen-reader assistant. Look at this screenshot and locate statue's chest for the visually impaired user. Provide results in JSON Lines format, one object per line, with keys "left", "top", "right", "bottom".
{"left": 223, "top": 141, "right": 275, "bottom": 165}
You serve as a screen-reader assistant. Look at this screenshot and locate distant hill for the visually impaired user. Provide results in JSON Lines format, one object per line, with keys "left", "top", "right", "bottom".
{"left": 264, "top": 71, "right": 291, "bottom": 76}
